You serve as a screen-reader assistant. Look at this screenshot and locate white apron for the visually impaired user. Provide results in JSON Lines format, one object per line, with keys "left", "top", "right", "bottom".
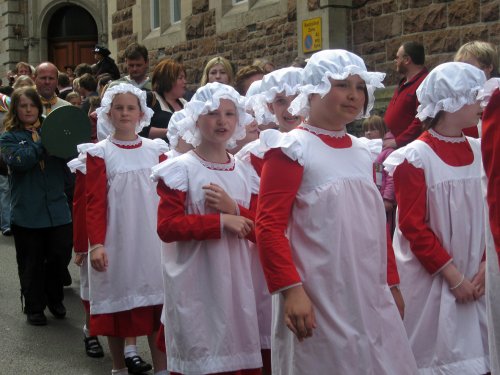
{"left": 87, "top": 137, "right": 167, "bottom": 314}
{"left": 386, "top": 138, "right": 489, "bottom": 374}
{"left": 260, "top": 127, "right": 418, "bottom": 375}
{"left": 152, "top": 151, "right": 262, "bottom": 374}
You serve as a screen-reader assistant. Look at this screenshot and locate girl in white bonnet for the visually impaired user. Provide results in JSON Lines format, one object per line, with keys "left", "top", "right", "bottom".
{"left": 255, "top": 49, "right": 418, "bottom": 374}
{"left": 384, "top": 62, "right": 489, "bottom": 374}
{"left": 151, "top": 82, "right": 262, "bottom": 375}
{"left": 85, "top": 83, "right": 168, "bottom": 375}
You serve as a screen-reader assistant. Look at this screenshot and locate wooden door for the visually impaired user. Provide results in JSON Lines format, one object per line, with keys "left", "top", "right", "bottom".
{"left": 49, "top": 41, "right": 96, "bottom": 71}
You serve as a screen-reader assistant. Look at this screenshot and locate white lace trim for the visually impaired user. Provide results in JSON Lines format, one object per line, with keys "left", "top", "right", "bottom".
{"left": 428, "top": 128, "right": 466, "bottom": 143}
{"left": 300, "top": 123, "right": 347, "bottom": 138}
{"left": 110, "top": 136, "right": 142, "bottom": 147}
{"left": 190, "top": 150, "right": 235, "bottom": 171}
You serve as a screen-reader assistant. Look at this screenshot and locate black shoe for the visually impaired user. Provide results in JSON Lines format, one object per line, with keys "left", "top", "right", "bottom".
{"left": 48, "top": 302, "right": 66, "bottom": 319}
{"left": 27, "top": 311, "right": 47, "bottom": 326}
{"left": 125, "top": 355, "right": 152, "bottom": 374}
{"left": 84, "top": 336, "right": 104, "bottom": 358}
{"left": 62, "top": 268, "right": 72, "bottom": 287}
{"left": 2, "top": 228, "right": 11, "bottom": 236}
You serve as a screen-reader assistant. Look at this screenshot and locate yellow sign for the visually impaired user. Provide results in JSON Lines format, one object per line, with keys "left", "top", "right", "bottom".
{"left": 302, "top": 17, "right": 322, "bottom": 53}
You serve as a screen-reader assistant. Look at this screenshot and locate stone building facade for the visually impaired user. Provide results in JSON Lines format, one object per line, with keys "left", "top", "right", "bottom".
{"left": 0, "top": 0, "right": 498, "bottom": 104}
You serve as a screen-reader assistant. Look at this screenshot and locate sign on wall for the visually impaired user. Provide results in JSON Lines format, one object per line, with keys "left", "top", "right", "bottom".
{"left": 302, "top": 17, "right": 322, "bottom": 53}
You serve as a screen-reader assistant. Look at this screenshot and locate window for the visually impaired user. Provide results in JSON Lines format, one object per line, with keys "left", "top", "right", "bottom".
{"left": 171, "top": 0, "right": 181, "bottom": 23}
{"left": 151, "top": 0, "right": 160, "bottom": 29}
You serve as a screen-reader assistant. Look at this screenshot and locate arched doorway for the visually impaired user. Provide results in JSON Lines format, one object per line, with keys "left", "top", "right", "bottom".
{"left": 47, "top": 6, "right": 98, "bottom": 71}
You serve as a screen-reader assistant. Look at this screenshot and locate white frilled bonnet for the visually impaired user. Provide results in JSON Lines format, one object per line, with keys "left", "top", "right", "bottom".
{"left": 246, "top": 67, "right": 303, "bottom": 125}
{"left": 96, "top": 83, "right": 154, "bottom": 138}
{"left": 477, "top": 77, "right": 500, "bottom": 107}
{"left": 244, "top": 80, "right": 273, "bottom": 125}
{"left": 289, "top": 49, "right": 385, "bottom": 119}
{"left": 166, "top": 110, "right": 187, "bottom": 149}
{"left": 416, "top": 62, "right": 486, "bottom": 121}
{"left": 168, "top": 82, "right": 254, "bottom": 149}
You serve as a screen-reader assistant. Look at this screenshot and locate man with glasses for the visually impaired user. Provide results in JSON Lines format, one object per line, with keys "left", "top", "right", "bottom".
{"left": 384, "top": 42, "right": 428, "bottom": 148}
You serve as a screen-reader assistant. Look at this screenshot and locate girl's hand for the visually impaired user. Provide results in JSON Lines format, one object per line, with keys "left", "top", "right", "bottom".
{"left": 203, "top": 183, "right": 237, "bottom": 214}
{"left": 90, "top": 246, "right": 108, "bottom": 272}
{"left": 282, "top": 285, "right": 317, "bottom": 342}
{"left": 221, "top": 214, "right": 253, "bottom": 238}
{"left": 471, "top": 261, "right": 486, "bottom": 298}
{"left": 390, "top": 286, "right": 405, "bottom": 319}
{"left": 441, "top": 262, "right": 476, "bottom": 303}
{"left": 74, "top": 253, "right": 86, "bottom": 267}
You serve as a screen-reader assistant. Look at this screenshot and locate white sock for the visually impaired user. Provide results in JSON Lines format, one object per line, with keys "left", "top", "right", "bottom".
{"left": 124, "top": 344, "right": 138, "bottom": 358}
{"left": 154, "top": 371, "right": 168, "bottom": 375}
{"left": 111, "top": 368, "right": 128, "bottom": 375}
{"left": 83, "top": 324, "right": 90, "bottom": 338}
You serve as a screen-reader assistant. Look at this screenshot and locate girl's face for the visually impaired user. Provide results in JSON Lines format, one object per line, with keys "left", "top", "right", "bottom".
{"left": 17, "top": 95, "right": 39, "bottom": 126}
{"left": 239, "top": 119, "right": 259, "bottom": 145}
{"left": 197, "top": 99, "right": 237, "bottom": 146}
{"left": 107, "top": 93, "right": 143, "bottom": 134}
{"left": 364, "top": 126, "right": 381, "bottom": 140}
{"left": 208, "top": 63, "right": 229, "bottom": 84}
{"left": 170, "top": 71, "right": 187, "bottom": 99}
{"left": 268, "top": 93, "right": 300, "bottom": 132}
{"left": 68, "top": 96, "right": 81, "bottom": 106}
{"left": 309, "top": 75, "right": 367, "bottom": 130}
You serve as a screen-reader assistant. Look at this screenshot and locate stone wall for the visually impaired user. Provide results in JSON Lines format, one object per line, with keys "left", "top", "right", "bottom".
{"left": 111, "top": 0, "right": 298, "bottom": 90}
{"left": 350, "top": 0, "right": 500, "bottom": 86}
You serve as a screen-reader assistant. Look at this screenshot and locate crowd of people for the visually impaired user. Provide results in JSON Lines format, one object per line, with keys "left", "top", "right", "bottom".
{"left": 0, "top": 40, "right": 499, "bottom": 375}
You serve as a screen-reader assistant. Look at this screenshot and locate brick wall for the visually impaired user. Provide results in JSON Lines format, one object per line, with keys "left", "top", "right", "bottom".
{"left": 111, "top": 0, "right": 298, "bottom": 90}
{"left": 350, "top": 0, "right": 500, "bottom": 86}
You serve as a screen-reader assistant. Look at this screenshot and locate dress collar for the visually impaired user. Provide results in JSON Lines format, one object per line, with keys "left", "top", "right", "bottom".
{"left": 110, "top": 136, "right": 142, "bottom": 149}
{"left": 428, "top": 128, "right": 466, "bottom": 143}
{"left": 190, "top": 150, "right": 235, "bottom": 171}
{"left": 299, "top": 122, "right": 347, "bottom": 138}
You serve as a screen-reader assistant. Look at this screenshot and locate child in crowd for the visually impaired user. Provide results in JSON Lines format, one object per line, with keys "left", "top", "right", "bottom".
{"left": 255, "top": 50, "right": 418, "bottom": 374}
{"left": 68, "top": 144, "right": 105, "bottom": 359}
{"left": 384, "top": 62, "right": 489, "bottom": 374}
{"left": 151, "top": 82, "right": 262, "bottom": 375}
{"left": 236, "top": 66, "right": 303, "bottom": 375}
{"left": 0, "top": 87, "right": 73, "bottom": 326}
{"left": 66, "top": 91, "right": 81, "bottom": 106}
{"left": 85, "top": 83, "right": 168, "bottom": 375}
{"left": 363, "top": 115, "right": 397, "bottom": 233}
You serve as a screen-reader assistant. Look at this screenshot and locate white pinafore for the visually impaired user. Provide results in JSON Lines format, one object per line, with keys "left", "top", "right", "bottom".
{"left": 260, "top": 125, "right": 418, "bottom": 375}
{"left": 151, "top": 151, "right": 262, "bottom": 374}
{"left": 86, "top": 137, "right": 167, "bottom": 315}
{"left": 385, "top": 135, "right": 489, "bottom": 374}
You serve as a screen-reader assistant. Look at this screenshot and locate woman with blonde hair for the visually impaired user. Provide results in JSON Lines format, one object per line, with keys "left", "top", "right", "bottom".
{"left": 200, "top": 56, "right": 234, "bottom": 86}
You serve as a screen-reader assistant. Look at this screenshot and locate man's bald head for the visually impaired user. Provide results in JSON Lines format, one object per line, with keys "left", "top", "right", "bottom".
{"left": 35, "top": 62, "right": 59, "bottom": 99}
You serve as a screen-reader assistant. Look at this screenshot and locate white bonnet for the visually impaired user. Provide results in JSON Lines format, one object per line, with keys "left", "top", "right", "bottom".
{"left": 245, "top": 80, "right": 275, "bottom": 126}
{"left": 477, "top": 77, "right": 500, "bottom": 107}
{"left": 168, "top": 82, "right": 254, "bottom": 149}
{"left": 247, "top": 67, "right": 303, "bottom": 125}
{"left": 289, "top": 49, "right": 385, "bottom": 119}
{"left": 96, "top": 83, "right": 154, "bottom": 139}
{"left": 416, "top": 62, "right": 486, "bottom": 121}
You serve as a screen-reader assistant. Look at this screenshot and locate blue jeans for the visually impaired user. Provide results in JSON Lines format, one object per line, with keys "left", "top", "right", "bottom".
{"left": 0, "top": 175, "right": 11, "bottom": 231}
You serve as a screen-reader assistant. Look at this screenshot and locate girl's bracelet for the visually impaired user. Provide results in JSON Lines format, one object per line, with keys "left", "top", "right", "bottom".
{"left": 89, "top": 244, "right": 104, "bottom": 253}
{"left": 449, "top": 274, "right": 465, "bottom": 291}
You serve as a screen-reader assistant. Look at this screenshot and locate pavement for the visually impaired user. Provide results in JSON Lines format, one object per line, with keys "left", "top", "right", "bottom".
{"left": 0, "top": 233, "right": 152, "bottom": 375}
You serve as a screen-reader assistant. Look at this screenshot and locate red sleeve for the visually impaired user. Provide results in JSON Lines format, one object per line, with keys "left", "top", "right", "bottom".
{"left": 238, "top": 193, "right": 258, "bottom": 243}
{"left": 386, "top": 224, "right": 400, "bottom": 286}
{"left": 159, "top": 154, "right": 167, "bottom": 163}
{"left": 256, "top": 148, "right": 303, "bottom": 293}
{"left": 395, "top": 116, "right": 423, "bottom": 147}
{"left": 250, "top": 154, "right": 264, "bottom": 177}
{"left": 85, "top": 155, "right": 107, "bottom": 245}
{"left": 73, "top": 171, "right": 88, "bottom": 253}
{"left": 393, "top": 160, "right": 452, "bottom": 274}
{"left": 156, "top": 180, "right": 222, "bottom": 243}
{"left": 482, "top": 88, "right": 500, "bottom": 266}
